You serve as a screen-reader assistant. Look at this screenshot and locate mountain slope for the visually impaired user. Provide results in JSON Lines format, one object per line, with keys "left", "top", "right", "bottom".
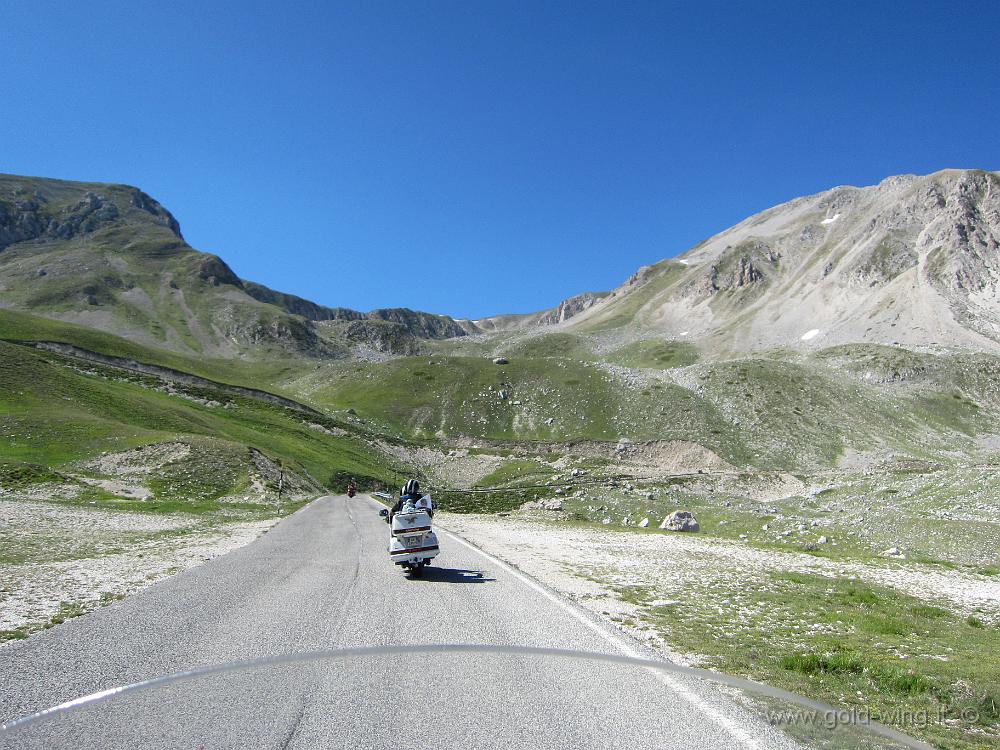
{"left": 556, "top": 169, "right": 1000, "bottom": 354}
{"left": 0, "top": 174, "right": 471, "bottom": 359}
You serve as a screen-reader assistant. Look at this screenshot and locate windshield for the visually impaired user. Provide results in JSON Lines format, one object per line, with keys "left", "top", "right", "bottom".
{"left": 3, "top": 645, "right": 929, "bottom": 750}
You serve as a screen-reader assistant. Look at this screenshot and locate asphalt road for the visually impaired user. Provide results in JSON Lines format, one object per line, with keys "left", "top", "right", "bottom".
{"left": 0, "top": 496, "right": 800, "bottom": 749}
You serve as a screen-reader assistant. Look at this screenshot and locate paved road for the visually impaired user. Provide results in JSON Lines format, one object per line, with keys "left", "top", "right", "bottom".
{"left": 0, "top": 496, "right": 798, "bottom": 749}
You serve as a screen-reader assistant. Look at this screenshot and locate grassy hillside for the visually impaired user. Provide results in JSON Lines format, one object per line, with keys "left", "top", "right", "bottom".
{"left": 299, "top": 343, "right": 1000, "bottom": 471}
{"left": 309, "top": 356, "right": 620, "bottom": 441}
{"left": 0, "top": 307, "right": 307, "bottom": 393}
{"left": 0, "top": 341, "right": 405, "bottom": 502}
{"left": 5, "top": 302, "right": 996, "bottom": 477}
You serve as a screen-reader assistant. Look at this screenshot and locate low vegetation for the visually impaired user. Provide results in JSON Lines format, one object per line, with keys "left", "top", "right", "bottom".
{"left": 619, "top": 573, "right": 999, "bottom": 749}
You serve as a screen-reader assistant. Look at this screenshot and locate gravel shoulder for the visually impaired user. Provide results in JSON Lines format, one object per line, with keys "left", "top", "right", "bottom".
{"left": 440, "top": 512, "right": 1000, "bottom": 650}
{"left": 0, "top": 499, "right": 275, "bottom": 638}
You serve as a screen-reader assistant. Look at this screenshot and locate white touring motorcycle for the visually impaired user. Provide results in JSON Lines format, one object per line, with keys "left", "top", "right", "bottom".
{"left": 378, "top": 496, "right": 440, "bottom": 576}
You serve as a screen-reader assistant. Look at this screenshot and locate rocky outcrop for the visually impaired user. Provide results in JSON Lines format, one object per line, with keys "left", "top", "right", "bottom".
{"left": 0, "top": 190, "right": 58, "bottom": 250}
{"left": 245, "top": 281, "right": 468, "bottom": 341}
{"left": 197, "top": 255, "right": 244, "bottom": 288}
{"left": 50, "top": 192, "right": 120, "bottom": 239}
{"left": 244, "top": 282, "right": 359, "bottom": 322}
{"left": 330, "top": 319, "right": 424, "bottom": 356}
{"left": 533, "top": 292, "right": 609, "bottom": 325}
{"left": 367, "top": 308, "right": 467, "bottom": 339}
{"left": 469, "top": 290, "right": 610, "bottom": 332}
{"left": 128, "top": 189, "right": 183, "bottom": 238}
{"left": 0, "top": 178, "right": 183, "bottom": 252}
{"left": 694, "top": 240, "right": 778, "bottom": 296}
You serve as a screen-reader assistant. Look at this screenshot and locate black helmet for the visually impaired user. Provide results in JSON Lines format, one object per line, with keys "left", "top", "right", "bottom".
{"left": 403, "top": 479, "right": 420, "bottom": 496}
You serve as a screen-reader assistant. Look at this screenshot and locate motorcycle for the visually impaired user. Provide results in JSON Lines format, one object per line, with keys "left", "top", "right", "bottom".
{"left": 347, "top": 484, "right": 356, "bottom": 498}
{"left": 379, "top": 497, "right": 439, "bottom": 576}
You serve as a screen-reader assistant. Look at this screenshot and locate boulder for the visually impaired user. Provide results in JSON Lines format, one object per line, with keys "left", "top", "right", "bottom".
{"left": 660, "top": 510, "right": 700, "bottom": 532}
{"left": 638, "top": 517, "right": 650, "bottom": 528}
{"left": 542, "top": 499, "right": 563, "bottom": 511}
{"left": 493, "top": 357, "right": 509, "bottom": 365}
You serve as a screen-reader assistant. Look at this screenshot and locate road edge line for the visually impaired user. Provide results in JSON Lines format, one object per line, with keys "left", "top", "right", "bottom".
{"left": 438, "top": 525, "right": 765, "bottom": 749}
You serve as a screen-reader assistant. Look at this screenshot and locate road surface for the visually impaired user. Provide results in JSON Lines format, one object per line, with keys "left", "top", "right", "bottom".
{"left": 0, "top": 496, "right": 799, "bottom": 749}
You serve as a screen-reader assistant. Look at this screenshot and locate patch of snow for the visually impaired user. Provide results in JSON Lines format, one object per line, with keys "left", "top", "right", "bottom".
{"left": 679, "top": 331, "right": 689, "bottom": 337}
{"left": 677, "top": 259, "right": 689, "bottom": 265}
{"left": 821, "top": 213, "right": 841, "bottom": 225}
{"left": 801, "top": 329, "right": 820, "bottom": 341}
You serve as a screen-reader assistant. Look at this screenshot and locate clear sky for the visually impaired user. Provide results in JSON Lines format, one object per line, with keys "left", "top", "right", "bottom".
{"left": 3, "top": 1, "right": 998, "bottom": 319}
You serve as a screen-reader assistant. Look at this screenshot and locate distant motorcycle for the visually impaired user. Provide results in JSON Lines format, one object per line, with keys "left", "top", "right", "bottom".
{"left": 347, "top": 484, "right": 356, "bottom": 498}
{"left": 379, "top": 497, "right": 439, "bottom": 577}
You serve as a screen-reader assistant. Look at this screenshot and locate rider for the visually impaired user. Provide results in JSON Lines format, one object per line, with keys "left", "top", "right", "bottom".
{"left": 346, "top": 479, "right": 357, "bottom": 497}
{"left": 388, "top": 479, "right": 423, "bottom": 523}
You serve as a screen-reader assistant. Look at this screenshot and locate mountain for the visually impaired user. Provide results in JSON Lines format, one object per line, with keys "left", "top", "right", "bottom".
{"left": 464, "top": 291, "right": 610, "bottom": 332}
{"left": 551, "top": 169, "right": 1000, "bottom": 354}
{"left": 0, "top": 174, "right": 470, "bottom": 358}
{"left": 4, "top": 169, "right": 999, "bottom": 362}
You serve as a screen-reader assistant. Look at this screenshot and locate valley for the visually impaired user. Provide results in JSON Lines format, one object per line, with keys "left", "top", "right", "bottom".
{"left": 1, "top": 169, "right": 999, "bottom": 748}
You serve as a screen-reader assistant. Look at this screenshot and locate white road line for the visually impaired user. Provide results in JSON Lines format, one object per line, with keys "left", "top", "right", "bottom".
{"left": 440, "top": 528, "right": 764, "bottom": 749}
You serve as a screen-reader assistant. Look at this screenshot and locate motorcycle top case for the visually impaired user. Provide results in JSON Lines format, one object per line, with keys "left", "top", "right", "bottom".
{"left": 391, "top": 510, "right": 433, "bottom": 537}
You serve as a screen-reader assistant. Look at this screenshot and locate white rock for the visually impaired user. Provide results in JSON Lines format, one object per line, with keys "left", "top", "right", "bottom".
{"left": 638, "top": 518, "right": 650, "bottom": 528}
{"left": 660, "top": 510, "right": 700, "bottom": 532}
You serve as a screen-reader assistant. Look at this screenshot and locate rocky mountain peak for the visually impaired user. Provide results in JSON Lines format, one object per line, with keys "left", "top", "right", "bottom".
{"left": 548, "top": 169, "right": 1000, "bottom": 353}
{"left": 0, "top": 176, "right": 184, "bottom": 253}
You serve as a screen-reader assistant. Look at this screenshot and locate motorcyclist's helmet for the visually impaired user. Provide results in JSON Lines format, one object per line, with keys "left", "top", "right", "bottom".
{"left": 403, "top": 479, "right": 420, "bottom": 497}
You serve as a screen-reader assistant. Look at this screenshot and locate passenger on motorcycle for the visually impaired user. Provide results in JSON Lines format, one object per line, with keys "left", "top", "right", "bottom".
{"left": 388, "top": 479, "right": 423, "bottom": 523}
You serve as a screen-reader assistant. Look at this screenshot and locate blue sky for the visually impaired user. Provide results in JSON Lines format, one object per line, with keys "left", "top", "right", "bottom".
{"left": 3, "top": 1, "right": 998, "bottom": 318}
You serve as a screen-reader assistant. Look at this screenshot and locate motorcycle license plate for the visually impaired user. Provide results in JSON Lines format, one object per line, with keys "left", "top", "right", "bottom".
{"left": 404, "top": 536, "right": 421, "bottom": 547}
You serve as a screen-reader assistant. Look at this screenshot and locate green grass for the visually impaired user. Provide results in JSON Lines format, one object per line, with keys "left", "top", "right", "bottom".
{"left": 475, "top": 459, "right": 553, "bottom": 488}
{"left": 623, "top": 573, "right": 1000, "bottom": 749}
{"left": 0, "top": 461, "right": 65, "bottom": 489}
{"left": 311, "top": 355, "right": 620, "bottom": 441}
{"left": 605, "top": 339, "right": 699, "bottom": 369}
{"left": 504, "top": 333, "right": 595, "bottom": 359}
{"left": 0, "top": 341, "right": 403, "bottom": 497}
{"left": 0, "top": 308, "right": 306, "bottom": 394}
{"left": 912, "top": 392, "right": 983, "bottom": 436}
{"left": 437, "top": 486, "right": 549, "bottom": 513}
